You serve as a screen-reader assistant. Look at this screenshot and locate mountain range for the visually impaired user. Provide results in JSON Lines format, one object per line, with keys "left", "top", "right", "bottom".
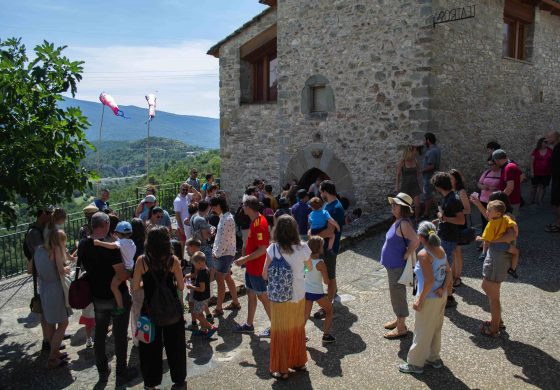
{"left": 60, "top": 97, "right": 219, "bottom": 149}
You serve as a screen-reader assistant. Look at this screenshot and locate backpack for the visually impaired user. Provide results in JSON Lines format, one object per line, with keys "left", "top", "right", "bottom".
{"left": 145, "top": 257, "right": 183, "bottom": 326}
{"left": 267, "top": 244, "right": 293, "bottom": 303}
{"left": 234, "top": 204, "right": 251, "bottom": 230}
{"left": 23, "top": 224, "right": 43, "bottom": 261}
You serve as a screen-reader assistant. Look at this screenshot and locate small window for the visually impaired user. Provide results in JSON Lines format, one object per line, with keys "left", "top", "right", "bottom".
{"left": 502, "top": 0, "right": 534, "bottom": 61}
{"left": 312, "top": 86, "right": 328, "bottom": 113}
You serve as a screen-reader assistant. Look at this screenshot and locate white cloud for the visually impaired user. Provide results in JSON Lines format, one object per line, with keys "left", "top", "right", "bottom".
{"left": 64, "top": 40, "right": 219, "bottom": 118}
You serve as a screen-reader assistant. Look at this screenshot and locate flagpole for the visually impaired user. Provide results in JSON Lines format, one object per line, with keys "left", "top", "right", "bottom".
{"left": 96, "top": 104, "right": 106, "bottom": 194}
{"left": 146, "top": 120, "right": 151, "bottom": 181}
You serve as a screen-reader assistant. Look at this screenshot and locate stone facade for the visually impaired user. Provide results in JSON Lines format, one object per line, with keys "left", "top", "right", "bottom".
{"left": 210, "top": 0, "right": 560, "bottom": 210}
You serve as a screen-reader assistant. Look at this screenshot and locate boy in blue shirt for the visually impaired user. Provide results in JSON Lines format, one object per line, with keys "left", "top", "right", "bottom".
{"left": 308, "top": 197, "right": 340, "bottom": 252}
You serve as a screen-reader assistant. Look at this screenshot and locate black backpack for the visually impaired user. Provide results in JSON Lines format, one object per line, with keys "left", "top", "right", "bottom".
{"left": 23, "top": 224, "right": 43, "bottom": 261}
{"left": 234, "top": 204, "right": 251, "bottom": 230}
{"left": 145, "top": 257, "right": 183, "bottom": 326}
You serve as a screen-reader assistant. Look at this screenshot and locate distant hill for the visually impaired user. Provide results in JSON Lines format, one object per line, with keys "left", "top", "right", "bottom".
{"left": 84, "top": 137, "right": 205, "bottom": 177}
{"left": 60, "top": 97, "right": 219, "bottom": 149}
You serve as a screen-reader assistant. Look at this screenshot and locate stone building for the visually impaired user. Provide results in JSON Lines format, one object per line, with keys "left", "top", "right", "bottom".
{"left": 208, "top": 0, "right": 560, "bottom": 210}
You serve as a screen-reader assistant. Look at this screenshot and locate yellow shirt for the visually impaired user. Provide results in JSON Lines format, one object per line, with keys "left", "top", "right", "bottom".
{"left": 481, "top": 215, "right": 517, "bottom": 242}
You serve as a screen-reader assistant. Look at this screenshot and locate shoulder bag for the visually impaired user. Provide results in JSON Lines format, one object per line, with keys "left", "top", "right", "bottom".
{"left": 69, "top": 240, "right": 92, "bottom": 309}
{"left": 397, "top": 220, "right": 416, "bottom": 287}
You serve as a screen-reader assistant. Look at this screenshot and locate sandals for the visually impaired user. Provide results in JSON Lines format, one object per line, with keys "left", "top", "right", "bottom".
{"left": 383, "top": 320, "right": 397, "bottom": 330}
{"left": 480, "top": 323, "right": 500, "bottom": 338}
{"left": 383, "top": 328, "right": 408, "bottom": 339}
{"left": 545, "top": 224, "right": 560, "bottom": 232}
{"left": 212, "top": 309, "right": 224, "bottom": 317}
{"left": 453, "top": 278, "right": 463, "bottom": 288}
{"left": 223, "top": 302, "right": 241, "bottom": 311}
{"left": 270, "top": 372, "right": 289, "bottom": 380}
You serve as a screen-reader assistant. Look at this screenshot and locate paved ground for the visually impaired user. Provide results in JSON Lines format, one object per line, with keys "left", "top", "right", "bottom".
{"left": 1, "top": 201, "right": 559, "bottom": 389}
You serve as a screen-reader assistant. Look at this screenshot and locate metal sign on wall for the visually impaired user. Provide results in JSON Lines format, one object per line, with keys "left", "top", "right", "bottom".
{"left": 433, "top": 4, "right": 476, "bottom": 27}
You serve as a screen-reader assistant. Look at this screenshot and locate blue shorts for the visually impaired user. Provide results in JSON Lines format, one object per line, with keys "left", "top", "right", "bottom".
{"left": 215, "top": 255, "right": 235, "bottom": 274}
{"left": 244, "top": 272, "right": 267, "bottom": 295}
{"left": 440, "top": 239, "right": 457, "bottom": 266}
{"left": 423, "top": 175, "right": 434, "bottom": 200}
{"left": 305, "top": 292, "right": 325, "bottom": 302}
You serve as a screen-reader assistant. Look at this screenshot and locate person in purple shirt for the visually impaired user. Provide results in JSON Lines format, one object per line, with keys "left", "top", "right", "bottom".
{"left": 291, "top": 189, "right": 311, "bottom": 239}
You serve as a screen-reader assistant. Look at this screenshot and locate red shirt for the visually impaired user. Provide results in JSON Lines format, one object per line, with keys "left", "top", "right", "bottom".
{"left": 531, "top": 148, "right": 552, "bottom": 176}
{"left": 499, "top": 161, "right": 522, "bottom": 205}
{"left": 245, "top": 214, "right": 269, "bottom": 276}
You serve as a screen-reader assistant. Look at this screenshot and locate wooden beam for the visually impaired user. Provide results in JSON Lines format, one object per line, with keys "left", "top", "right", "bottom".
{"left": 240, "top": 24, "right": 277, "bottom": 59}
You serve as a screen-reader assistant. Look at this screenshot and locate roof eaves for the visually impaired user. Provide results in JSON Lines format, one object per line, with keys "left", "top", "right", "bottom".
{"left": 207, "top": 7, "right": 274, "bottom": 58}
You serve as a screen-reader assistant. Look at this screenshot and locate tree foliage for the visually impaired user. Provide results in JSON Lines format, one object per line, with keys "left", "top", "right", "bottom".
{"left": 0, "top": 38, "right": 94, "bottom": 227}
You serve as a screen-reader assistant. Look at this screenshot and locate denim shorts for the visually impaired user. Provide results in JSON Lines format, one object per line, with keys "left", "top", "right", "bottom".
{"left": 440, "top": 239, "right": 457, "bottom": 266}
{"left": 305, "top": 292, "right": 325, "bottom": 302}
{"left": 244, "top": 272, "right": 267, "bottom": 295}
{"left": 215, "top": 255, "right": 235, "bottom": 274}
{"left": 423, "top": 174, "right": 434, "bottom": 200}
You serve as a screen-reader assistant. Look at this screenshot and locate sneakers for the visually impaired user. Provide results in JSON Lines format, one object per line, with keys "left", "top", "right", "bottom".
{"left": 260, "top": 327, "right": 270, "bottom": 338}
{"left": 322, "top": 334, "right": 336, "bottom": 344}
{"left": 115, "top": 366, "right": 138, "bottom": 386}
{"left": 399, "top": 363, "right": 423, "bottom": 374}
{"left": 426, "top": 359, "right": 443, "bottom": 369}
{"left": 232, "top": 323, "right": 255, "bottom": 333}
{"left": 86, "top": 337, "right": 93, "bottom": 348}
{"left": 445, "top": 296, "right": 458, "bottom": 309}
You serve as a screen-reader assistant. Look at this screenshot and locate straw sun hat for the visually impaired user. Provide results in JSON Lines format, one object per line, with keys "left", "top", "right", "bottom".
{"left": 387, "top": 192, "right": 413, "bottom": 213}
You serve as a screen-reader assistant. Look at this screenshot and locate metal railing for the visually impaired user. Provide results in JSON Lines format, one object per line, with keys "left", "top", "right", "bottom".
{"left": 0, "top": 181, "right": 188, "bottom": 279}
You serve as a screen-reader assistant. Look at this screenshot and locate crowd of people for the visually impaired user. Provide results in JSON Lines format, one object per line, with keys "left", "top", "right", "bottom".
{"left": 23, "top": 130, "right": 559, "bottom": 384}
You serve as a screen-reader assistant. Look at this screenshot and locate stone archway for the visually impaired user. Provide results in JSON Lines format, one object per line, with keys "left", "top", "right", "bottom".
{"left": 298, "top": 167, "right": 330, "bottom": 193}
{"left": 285, "top": 143, "right": 355, "bottom": 204}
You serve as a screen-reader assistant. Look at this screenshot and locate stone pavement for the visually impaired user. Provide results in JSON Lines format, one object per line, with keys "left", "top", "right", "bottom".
{"left": 1, "top": 203, "right": 559, "bottom": 389}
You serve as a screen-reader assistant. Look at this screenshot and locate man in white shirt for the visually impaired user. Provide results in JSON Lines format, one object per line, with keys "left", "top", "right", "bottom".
{"left": 173, "top": 182, "right": 200, "bottom": 249}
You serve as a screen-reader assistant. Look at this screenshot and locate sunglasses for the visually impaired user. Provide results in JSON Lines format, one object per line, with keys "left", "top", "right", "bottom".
{"left": 155, "top": 215, "right": 163, "bottom": 219}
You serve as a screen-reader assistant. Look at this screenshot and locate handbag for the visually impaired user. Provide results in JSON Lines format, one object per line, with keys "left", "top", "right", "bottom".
{"left": 68, "top": 240, "right": 92, "bottom": 309}
{"left": 398, "top": 251, "right": 417, "bottom": 287}
{"left": 29, "top": 256, "right": 42, "bottom": 314}
{"left": 135, "top": 315, "right": 155, "bottom": 344}
{"left": 457, "top": 215, "right": 476, "bottom": 245}
{"left": 397, "top": 220, "right": 417, "bottom": 289}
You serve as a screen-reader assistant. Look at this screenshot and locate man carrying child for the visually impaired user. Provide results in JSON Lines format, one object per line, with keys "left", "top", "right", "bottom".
{"left": 79, "top": 212, "right": 137, "bottom": 386}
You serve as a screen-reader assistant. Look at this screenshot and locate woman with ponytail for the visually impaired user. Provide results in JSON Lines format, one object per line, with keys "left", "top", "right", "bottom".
{"left": 399, "top": 221, "right": 452, "bottom": 375}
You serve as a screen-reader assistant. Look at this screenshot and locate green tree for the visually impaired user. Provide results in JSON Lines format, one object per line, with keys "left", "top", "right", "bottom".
{"left": 0, "top": 38, "right": 94, "bottom": 227}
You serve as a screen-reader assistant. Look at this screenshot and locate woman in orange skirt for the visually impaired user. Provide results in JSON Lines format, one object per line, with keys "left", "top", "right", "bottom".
{"left": 263, "top": 215, "right": 311, "bottom": 380}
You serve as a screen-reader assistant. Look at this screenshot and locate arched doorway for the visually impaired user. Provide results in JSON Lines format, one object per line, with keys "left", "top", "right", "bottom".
{"left": 284, "top": 143, "right": 355, "bottom": 204}
{"left": 298, "top": 168, "right": 330, "bottom": 194}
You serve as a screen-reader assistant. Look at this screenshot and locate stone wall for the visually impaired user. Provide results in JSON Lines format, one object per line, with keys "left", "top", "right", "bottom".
{"left": 430, "top": 0, "right": 560, "bottom": 186}
{"left": 216, "top": 0, "right": 560, "bottom": 209}
{"left": 276, "top": 0, "right": 434, "bottom": 211}
{"left": 217, "top": 9, "right": 278, "bottom": 206}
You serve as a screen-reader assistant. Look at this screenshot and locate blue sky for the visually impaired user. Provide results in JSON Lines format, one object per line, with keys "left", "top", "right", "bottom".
{"left": 0, "top": 0, "right": 268, "bottom": 117}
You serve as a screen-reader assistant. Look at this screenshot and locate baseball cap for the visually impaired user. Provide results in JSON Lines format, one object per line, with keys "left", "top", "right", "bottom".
{"left": 144, "top": 195, "right": 157, "bottom": 203}
{"left": 492, "top": 149, "right": 507, "bottom": 161}
{"left": 115, "top": 221, "right": 132, "bottom": 233}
